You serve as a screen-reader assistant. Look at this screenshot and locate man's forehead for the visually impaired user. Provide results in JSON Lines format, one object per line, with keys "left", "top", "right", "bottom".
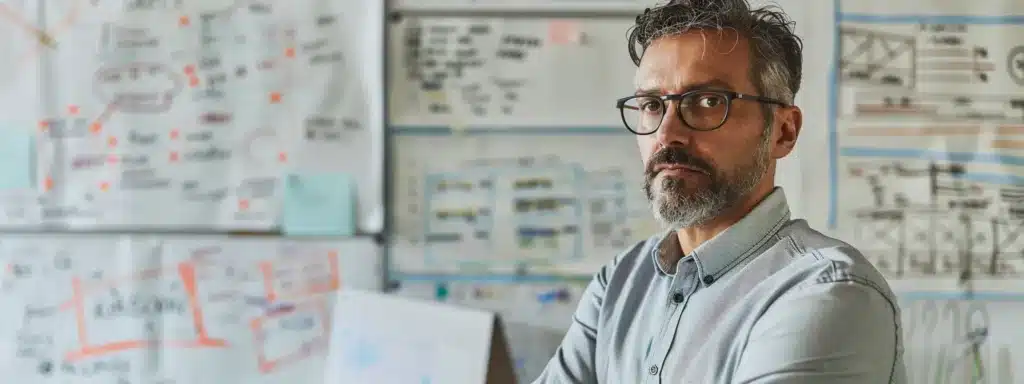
{"left": 633, "top": 32, "right": 750, "bottom": 92}
{"left": 634, "top": 66, "right": 741, "bottom": 93}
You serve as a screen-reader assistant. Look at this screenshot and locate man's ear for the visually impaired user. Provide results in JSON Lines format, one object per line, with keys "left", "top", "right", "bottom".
{"left": 772, "top": 105, "right": 802, "bottom": 159}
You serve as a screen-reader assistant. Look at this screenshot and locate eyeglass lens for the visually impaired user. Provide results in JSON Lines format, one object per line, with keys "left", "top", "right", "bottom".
{"left": 620, "top": 91, "right": 729, "bottom": 133}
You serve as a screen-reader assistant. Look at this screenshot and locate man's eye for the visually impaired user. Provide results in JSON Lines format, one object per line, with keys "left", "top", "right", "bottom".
{"left": 640, "top": 100, "right": 662, "bottom": 113}
{"left": 697, "top": 95, "right": 724, "bottom": 108}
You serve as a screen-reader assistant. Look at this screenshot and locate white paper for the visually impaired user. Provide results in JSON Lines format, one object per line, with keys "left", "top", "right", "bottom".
{"left": 0, "top": 235, "right": 381, "bottom": 383}
{"left": 323, "top": 289, "right": 496, "bottom": 384}
{"left": 0, "top": 0, "right": 384, "bottom": 232}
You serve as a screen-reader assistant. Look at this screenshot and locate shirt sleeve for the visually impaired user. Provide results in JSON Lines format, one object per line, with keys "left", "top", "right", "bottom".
{"left": 530, "top": 258, "right": 616, "bottom": 384}
{"left": 732, "top": 280, "right": 901, "bottom": 384}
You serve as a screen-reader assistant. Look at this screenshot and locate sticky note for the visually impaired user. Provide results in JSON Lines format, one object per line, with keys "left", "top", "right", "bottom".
{"left": 0, "top": 131, "right": 34, "bottom": 190}
{"left": 548, "top": 20, "right": 582, "bottom": 45}
{"left": 282, "top": 172, "right": 356, "bottom": 236}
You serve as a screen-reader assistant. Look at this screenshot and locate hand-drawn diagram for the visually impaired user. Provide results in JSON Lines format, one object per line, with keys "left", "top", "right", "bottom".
{"left": 900, "top": 298, "right": 1021, "bottom": 384}
{"left": 832, "top": 8, "right": 1024, "bottom": 280}
{"left": 60, "top": 261, "right": 229, "bottom": 362}
{"left": 0, "top": 0, "right": 377, "bottom": 230}
{"left": 0, "top": 235, "right": 371, "bottom": 384}
{"left": 1009, "top": 45, "right": 1024, "bottom": 86}
{"left": 387, "top": 16, "right": 636, "bottom": 129}
{"left": 390, "top": 134, "right": 658, "bottom": 276}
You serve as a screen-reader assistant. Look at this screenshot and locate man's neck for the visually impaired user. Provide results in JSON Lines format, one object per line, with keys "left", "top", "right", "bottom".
{"left": 676, "top": 184, "right": 775, "bottom": 257}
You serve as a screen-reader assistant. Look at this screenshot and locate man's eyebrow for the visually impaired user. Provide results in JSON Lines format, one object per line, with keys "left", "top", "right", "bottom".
{"left": 634, "top": 79, "right": 736, "bottom": 95}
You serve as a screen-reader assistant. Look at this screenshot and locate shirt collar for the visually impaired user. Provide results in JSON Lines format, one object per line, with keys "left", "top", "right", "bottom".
{"left": 651, "top": 187, "right": 792, "bottom": 283}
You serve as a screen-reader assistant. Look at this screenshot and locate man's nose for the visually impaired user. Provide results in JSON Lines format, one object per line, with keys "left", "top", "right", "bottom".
{"left": 655, "top": 102, "right": 690, "bottom": 147}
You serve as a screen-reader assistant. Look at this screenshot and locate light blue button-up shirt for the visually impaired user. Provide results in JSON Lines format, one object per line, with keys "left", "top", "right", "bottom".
{"left": 533, "top": 187, "right": 906, "bottom": 383}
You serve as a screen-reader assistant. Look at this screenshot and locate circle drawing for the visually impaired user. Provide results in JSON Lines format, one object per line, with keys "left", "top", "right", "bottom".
{"left": 1009, "top": 45, "right": 1024, "bottom": 86}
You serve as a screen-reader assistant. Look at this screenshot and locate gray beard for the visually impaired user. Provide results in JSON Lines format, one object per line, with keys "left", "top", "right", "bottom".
{"left": 644, "top": 138, "right": 771, "bottom": 230}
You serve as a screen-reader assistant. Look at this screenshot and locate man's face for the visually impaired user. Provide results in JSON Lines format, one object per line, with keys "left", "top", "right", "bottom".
{"left": 634, "top": 31, "right": 775, "bottom": 229}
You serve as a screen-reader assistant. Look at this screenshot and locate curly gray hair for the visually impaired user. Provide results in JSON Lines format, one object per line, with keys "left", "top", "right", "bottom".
{"left": 627, "top": 0, "right": 803, "bottom": 106}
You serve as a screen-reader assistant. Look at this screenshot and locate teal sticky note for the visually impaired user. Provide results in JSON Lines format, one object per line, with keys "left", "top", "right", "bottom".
{"left": 282, "top": 172, "right": 356, "bottom": 236}
{"left": 0, "top": 132, "right": 34, "bottom": 190}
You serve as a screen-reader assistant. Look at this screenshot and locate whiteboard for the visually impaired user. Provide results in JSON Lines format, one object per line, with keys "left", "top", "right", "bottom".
{"left": 387, "top": 16, "right": 636, "bottom": 130}
{"left": 0, "top": 0, "right": 384, "bottom": 232}
{"left": 389, "top": 133, "right": 659, "bottom": 276}
{"left": 0, "top": 234, "right": 381, "bottom": 383}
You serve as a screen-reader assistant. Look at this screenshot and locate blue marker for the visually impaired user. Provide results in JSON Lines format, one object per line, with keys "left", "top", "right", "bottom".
{"left": 537, "top": 288, "right": 571, "bottom": 304}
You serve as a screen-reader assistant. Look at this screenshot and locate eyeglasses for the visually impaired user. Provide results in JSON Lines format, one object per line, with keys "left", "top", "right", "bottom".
{"left": 615, "top": 90, "right": 790, "bottom": 135}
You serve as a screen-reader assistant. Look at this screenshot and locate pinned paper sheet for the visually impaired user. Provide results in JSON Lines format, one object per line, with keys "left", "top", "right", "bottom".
{"left": 0, "top": 130, "right": 34, "bottom": 190}
{"left": 282, "top": 172, "right": 357, "bottom": 236}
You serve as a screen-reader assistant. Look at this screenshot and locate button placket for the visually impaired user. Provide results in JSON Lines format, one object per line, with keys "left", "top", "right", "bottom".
{"left": 650, "top": 269, "right": 700, "bottom": 381}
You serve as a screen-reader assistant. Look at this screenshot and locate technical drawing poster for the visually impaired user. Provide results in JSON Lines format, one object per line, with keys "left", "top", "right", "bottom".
{"left": 0, "top": 234, "right": 381, "bottom": 384}
{"left": 824, "top": 0, "right": 1024, "bottom": 282}
{"left": 389, "top": 134, "right": 660, "bottom": 276}
{"left": 387, "top": 16, "right": 636, "bottom": 130}
{"left": 0, "top": 0, "right": 384, "bottom": 231}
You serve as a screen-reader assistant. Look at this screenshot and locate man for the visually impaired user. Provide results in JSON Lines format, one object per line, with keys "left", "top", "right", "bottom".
{"left": 533, "top": 1, "right": 905, "bottom": 383}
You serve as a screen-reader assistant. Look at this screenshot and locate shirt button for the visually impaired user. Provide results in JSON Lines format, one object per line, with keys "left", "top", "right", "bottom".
{"left": 703, "top": 275, "right": 715, "bottom": 285}
{"left": 649, "top": 365, "right": 659, "bottom": 375}
{"left": 671, "top": 292, "right": 685, "bottom": 304}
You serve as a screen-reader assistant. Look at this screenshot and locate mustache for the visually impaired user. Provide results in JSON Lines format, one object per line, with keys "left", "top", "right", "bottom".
{"left": 645, "top": 147, "right": 713, "bottom": 177}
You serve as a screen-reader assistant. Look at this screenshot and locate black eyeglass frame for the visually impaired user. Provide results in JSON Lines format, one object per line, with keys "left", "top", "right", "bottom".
{"left": 614, "top": 90, "right": 791, "bottom": 135}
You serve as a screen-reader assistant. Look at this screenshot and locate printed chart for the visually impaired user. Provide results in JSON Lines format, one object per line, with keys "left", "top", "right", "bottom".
{"left": 389, "top": 134, "right": 659, "bottom": 276}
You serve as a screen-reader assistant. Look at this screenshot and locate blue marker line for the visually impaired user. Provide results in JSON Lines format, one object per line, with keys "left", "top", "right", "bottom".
{"left": 839, "top": 13, "right": 1024, "bottom": 25}
{"left": 839, "top": 147, "right": 1024, "bottom": 166}
{"left": 954, "top": 172, "right": 1024, "bottom": 186}
{"left": 536, "top": 288, "right": 570, "bottom": 304}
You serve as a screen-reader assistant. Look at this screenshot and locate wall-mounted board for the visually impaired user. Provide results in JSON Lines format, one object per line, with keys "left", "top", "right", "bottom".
{"left": 389, "top": 133, "right": 659, "bottom": 276}
{"left": 387, "top": 15, "right": 637, "bottom": 130}
{"left": 0, "top": 0, "right": 384, "bottom": 232}
{"left": 0, "top": 234, "right": 381, "bottom": 383}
